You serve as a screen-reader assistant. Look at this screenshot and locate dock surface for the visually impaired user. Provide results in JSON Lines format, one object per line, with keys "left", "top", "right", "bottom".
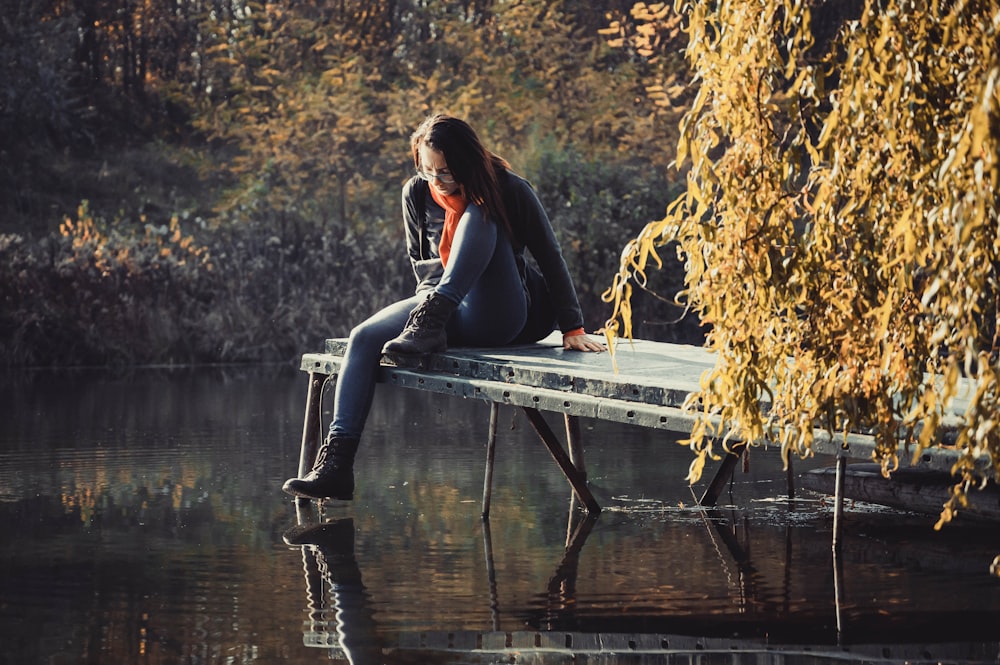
{"left": 300, "top": 333, "right": 971, "bottom": 474}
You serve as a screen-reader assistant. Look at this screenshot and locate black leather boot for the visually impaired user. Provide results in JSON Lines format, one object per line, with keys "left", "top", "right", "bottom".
{"left": 381, "top": 292, "right": 458, "bottom": 355}
{"left": 282, "top": 436, "right": 360, "bottom": 500}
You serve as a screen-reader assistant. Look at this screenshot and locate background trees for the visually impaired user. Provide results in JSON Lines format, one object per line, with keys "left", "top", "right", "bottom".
{"left": 1, "top": 0, "right": 694, "bottom": 365}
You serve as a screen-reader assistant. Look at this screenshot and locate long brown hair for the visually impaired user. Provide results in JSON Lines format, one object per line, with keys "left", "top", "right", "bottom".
{"left": 410, "top": 114, "right": 512, "bottom": 236}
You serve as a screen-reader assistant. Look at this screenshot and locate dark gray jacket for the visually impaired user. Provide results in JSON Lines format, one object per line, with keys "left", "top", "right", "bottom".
{"left": 402, "top": 171, "right": 585, "bottom": 339}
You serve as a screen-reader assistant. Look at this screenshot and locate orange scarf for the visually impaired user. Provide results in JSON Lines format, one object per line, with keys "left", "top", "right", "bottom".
{"left": 428, "top": 186, "right": 468, "bottom": 268}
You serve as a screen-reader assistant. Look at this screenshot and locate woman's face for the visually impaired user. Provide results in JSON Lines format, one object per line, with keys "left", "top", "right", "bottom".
{"left": 418, "top": 144, "right": 461, "bottom": 196}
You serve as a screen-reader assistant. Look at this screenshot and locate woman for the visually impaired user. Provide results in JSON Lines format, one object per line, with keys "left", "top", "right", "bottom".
{"left": 283, "top": 114, "right": 605, "bottom": 501}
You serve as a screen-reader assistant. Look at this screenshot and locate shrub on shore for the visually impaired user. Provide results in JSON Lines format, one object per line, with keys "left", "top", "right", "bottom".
{"left": 0, "top": 152, "right": 697, "bottom": 367}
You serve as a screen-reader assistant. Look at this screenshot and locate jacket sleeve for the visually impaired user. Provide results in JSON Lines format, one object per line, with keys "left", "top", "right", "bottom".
{"left": 402, "top": 177, "right": 444, "bottom": 294}
{"left": 507, "top": 175, "right": 586, "bottom": 333}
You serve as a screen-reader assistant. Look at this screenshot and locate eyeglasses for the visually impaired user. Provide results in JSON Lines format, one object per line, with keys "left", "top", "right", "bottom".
{"left": 416, "top": 169, "right": 456, "bottom": 185}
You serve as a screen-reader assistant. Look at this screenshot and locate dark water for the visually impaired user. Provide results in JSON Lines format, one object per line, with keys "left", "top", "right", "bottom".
{"left": 1, "top": 366, "right": 999, "bottom": 665}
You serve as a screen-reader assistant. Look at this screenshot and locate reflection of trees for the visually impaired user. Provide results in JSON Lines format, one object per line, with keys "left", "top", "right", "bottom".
{"left": 1, "top": 365, "right": 304, "bottom": 534}
{"left": 9, "top": 435, "right": 268, "bottom": 538}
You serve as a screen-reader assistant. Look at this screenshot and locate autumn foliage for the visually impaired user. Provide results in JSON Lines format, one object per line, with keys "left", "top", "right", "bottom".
{"left": 604, "top": 0, "right": 1000, "bottom": 525}
{"left": 1, "top": 0, "right": 693, "bottom": 365}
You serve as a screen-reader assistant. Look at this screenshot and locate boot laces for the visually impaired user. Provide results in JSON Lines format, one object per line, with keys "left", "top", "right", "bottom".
{"left": 312, "top": 437, "right": 350, "bottom": 474}
{"left": 311, "top": 447, "right": 328, "bottom": 473}
{"left": 311, "top": 439, "right": 335, "bottom": 472}
{"left": 405, "top": 296, "right": 446, "bottom": 332}
{"left": 408, "top": 307, "right": 430, "bottom": 329}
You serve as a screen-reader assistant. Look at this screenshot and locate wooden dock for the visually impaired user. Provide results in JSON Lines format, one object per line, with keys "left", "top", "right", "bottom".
{"left": 296, "top": 333, "right": 980, "bottom": 516}
{"left": 801, "top": 463, "right": 1000, "bottom": 521}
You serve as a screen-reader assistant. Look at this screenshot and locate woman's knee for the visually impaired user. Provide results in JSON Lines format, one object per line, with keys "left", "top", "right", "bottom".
{"left": 347, "top": 320, "right": 390, "bottom": 354}
{"left": 346, "top": 299, "right": 416, "bottom": 353}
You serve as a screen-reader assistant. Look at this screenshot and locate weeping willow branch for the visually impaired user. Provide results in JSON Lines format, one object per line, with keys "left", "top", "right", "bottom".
{"left": 603, "top": 0, "right": 1000, "bottom": 528}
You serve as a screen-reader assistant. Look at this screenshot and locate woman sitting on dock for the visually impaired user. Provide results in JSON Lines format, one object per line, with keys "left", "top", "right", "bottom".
{"left": 282, "top": 113, "right": 605, "bottom": 501}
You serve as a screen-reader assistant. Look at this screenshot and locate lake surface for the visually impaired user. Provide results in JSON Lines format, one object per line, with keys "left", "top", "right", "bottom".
{"left": 1, "top": 365, "right": 998, "bottom": 664}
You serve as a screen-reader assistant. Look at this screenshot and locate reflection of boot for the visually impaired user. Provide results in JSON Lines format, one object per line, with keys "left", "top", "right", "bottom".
{"left": 284, "top": 516, "right": 356, "bottom": 549}
{"left": 381, "top": 292, "right": 458, "bottom": 355}
{"left": 285, "top": 519, "right": 364, "bottom": 590}
{"left": 286, "top": 519, "right": 382, "bottom": 665}
{"left": 282, "top": 435, "right": 359, "bottom": 500}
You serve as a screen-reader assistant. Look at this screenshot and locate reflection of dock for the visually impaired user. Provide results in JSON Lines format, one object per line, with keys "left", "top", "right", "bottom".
{"left": 283, "top": 499, "right": 1000, "bottom": 665}
{"left": 300, "top": 626, "right": 997, "bottom": 664}
{"left": 299, "top": 624, "right": 998, "bottom": 664}
{"left": 377, "top": 629, "right": 994, "bottom": 664}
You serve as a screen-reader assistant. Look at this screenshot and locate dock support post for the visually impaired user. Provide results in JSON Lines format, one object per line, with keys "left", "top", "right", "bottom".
{"left": 832, "top": 454, "right": 847, "bottom": 641}
{"left": 832, "top": 454, "right": 847, "bottom": 553}
{"left": 564, "top": 415, "right": 585, "bottom": 480}
{"left": 482, "top": 402, "right": 500, "bottom": 519}
{"left": 786, "top": 456, "right": 796, "bottom": 500}
{"left": 522, "top": 407, "right": 601, "bottom": 514}
{"left": 296, "top": 372, "right": 326, "bottom": 478}
{"left": 699, "top": 442, "right": 747, "bottom": 507}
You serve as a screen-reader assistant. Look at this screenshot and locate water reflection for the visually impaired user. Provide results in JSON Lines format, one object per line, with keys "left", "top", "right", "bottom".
{"left": 282, "top": 498, "right": 1000, "bottom": 664}
{"left": 283, "top": 511, "right": 381, "bottom": 664}
{"left": 1, "top": 366, "right": 999, "bottom": 664}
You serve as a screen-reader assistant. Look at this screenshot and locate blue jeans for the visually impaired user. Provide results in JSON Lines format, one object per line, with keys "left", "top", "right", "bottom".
{"left": 329, "top": 204, "right": 527, "bottom": 439}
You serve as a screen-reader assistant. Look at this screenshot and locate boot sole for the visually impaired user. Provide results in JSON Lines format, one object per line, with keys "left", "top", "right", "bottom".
{"left": 282, "top": 486, "right": 353, "bottom": 501}
{"left": 380, "top": 351, "right": 433, "bottom": 369}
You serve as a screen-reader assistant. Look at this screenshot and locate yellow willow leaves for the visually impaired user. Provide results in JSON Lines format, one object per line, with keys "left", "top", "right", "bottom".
{"left": 604, "top": 0, "right": 999, "bottom": 527}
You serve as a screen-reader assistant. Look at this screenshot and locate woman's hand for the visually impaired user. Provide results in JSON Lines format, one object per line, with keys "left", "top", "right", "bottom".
{"left": 563, "top": 332, "right": 607, "bottom": 352}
